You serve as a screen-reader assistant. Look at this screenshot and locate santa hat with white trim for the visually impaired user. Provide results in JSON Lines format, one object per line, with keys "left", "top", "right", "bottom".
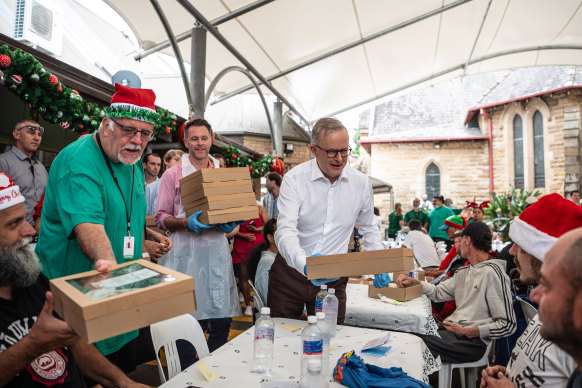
{"left": 509, "top": 193, "right": 582, "bottom": 261}
{"left": 0, "top": 171, "right": 25, "bottom": 211}
{"left": 104, "top": 83, "right": 159, "bottom": 124}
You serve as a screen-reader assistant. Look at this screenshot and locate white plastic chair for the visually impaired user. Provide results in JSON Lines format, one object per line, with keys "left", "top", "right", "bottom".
{"left": 248, "top": 279, "right": 264, "bottom": 312}
{"left": 516, "top": 296, "right": 538, "bottom": 324}
{"left": 438, "top": 341, "right": 493, "bottom": 388}
{"left": 150, "top": 314, "right": 210, "bottom": 383}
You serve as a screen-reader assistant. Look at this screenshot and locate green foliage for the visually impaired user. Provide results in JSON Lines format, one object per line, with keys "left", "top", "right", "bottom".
{"left": 222, "top": 145, "right": 274, "bottom": 178}
{"left": 352, "top": 129, "right": 361, "bottom": 157}
{"left": 0, "top": 45, "right": 177, "bottom": 136}
{"left": 483, "top": 185, "right": 541, "bottom": 242}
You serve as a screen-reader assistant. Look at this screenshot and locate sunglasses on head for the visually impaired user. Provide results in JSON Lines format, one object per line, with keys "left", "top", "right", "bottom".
{"left": 17, "top": 125, "right": 45, "bottom": 134}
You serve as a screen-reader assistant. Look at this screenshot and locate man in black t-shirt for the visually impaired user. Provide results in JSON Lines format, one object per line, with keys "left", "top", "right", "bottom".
{"left": 0, "top": 171, "right": 147, "bottom": 387}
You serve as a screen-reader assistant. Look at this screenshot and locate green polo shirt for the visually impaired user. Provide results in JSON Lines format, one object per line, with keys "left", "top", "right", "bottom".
{"left": 36, "top": 134, "right": 146, "bottom": 355}
{"left": 404, "top": 209, "right": 429, "bottom": 225}
{"left": 428, "top": 206, "right": 454, "bottom": 240}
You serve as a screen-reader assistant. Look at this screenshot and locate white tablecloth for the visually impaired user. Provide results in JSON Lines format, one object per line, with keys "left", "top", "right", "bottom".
{"left": 160, "top": 318, "right": 440, "bottom": 387}
{"left": 344, "top": 283, "right": 440, "bottom": 337}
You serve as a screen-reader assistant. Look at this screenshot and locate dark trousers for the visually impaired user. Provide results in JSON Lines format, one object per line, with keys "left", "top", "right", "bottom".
{"left": 105, "top": 327, "right": 156, "bottom": 372}
{"left": 416, "top": 329, "right": 487, "bottom": 363}
{"left": 267, "top": 253, "right": 348, "bottom": 324}
{"left": 199, "top": 317, "right": 232, "bottom": 352}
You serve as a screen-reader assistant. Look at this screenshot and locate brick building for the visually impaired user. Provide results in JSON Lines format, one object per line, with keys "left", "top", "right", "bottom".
{"left": 358, "top": 66, "right": 582, "bottom": 216}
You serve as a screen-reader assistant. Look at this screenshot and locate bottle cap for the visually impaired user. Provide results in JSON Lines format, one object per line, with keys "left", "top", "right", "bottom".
{"left": 328, "top": 288, "right": 335, "bottom": 294}
{"left": 321, "top": 284, "right": 327, "bottom": 290}
{"left": 261, "top": 307, "right": 270, "bottom": 315}
{"left": 316, "top": 312, "right": 325, "bottom": 320}
{"left": 307, "top": 315, "right": 317, "bottom": 323}
{"left": 307, "top": 359, "right": 322, "bottom": 371}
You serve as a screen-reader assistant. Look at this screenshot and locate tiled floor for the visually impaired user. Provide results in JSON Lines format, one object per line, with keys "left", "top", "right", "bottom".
{"left": 128, "top": 301, "right": 255, "bottom": 387}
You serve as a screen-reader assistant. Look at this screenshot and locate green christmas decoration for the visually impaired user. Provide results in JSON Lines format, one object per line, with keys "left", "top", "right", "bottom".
{"left": 0, "top": 44, "right": 178, "bottom": 136}
{"left": 483, "top": 185, "right": 541, "bottom": 242}
{"left": 221, "top": 145, "right": 274, "bottom": 178}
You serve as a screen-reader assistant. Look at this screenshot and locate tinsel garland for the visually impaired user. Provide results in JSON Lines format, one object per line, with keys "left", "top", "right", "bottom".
{"left": 0, "top": 45, "right": 177, "bottom": 136}
{"left": 222, "top": 145, "right": 276, "bottom": 178}
{"left": 104, "top": 105, "right": 159, "bottom": 124}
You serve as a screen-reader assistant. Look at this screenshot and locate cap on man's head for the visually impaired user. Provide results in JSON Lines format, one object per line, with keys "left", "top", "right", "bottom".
{"left": 0, "top": 171, "right": 25, "bottom": 211}
{"left": 459, "top": 221, "right": 491, "bottom": 240}
{"left": 509, "top": 193, "right": 582, "bottom": 261}
{"left": 439, "top": 215, "right": 467, "bottom": 231}
{"left": 104, "top": 83, "right": 159, "bottom": 124}
{"left": 421, "top": 193, "right": 428, "bottom": 199}
{"left": 433, "top": 195, "right": 445, "bottom": 203}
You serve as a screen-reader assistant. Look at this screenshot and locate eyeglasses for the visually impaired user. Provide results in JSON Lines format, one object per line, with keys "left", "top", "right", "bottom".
{"left": 109, "top": 118, "right": 154, "bottom": 141}
{"left": 17, "top": 125, "right": 44, "bottom": 135}
{"left": 315, "top": 145, "right": 352, "bottom": 158}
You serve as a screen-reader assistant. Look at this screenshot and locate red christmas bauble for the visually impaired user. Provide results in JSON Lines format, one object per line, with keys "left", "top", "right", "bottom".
{"left": 270, "top": 158, "right": 285, "bottom": 175}
{"left": 57, "top": 85, "right": 63, "bottom": 93}
{"left": 165, "top": 126, "right": 170, "bottom": 134}
{"left": 178, "top": 122, "right": 186, "bottom": 147}
{"left": 11, "top": 74, "right": 22, "bottom": 85}
{"left": 60, "top": 121, "right": 70, "bottom": 129}
{"left": 48, "top": 74, "right": 58, "bottom": 85}
{"left": 71, "top": 89, "right": 79, "bottom": 95}
{"left": 0, "top": 55, "right": 11, "bottom": 68}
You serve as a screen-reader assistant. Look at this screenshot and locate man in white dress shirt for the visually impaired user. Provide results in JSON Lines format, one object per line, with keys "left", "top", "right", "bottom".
{"left": 268, "top": 117, "right": 382, "bottom": 323}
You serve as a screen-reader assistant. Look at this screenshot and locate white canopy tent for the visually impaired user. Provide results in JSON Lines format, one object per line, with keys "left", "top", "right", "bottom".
{"left": 104, "top": 0, "right": 582, "bottom": 125}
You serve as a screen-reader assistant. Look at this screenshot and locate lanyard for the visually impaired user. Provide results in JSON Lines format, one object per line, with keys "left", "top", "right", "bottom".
{"left": 95, "top": 132, "right": 134, "bottom": 236}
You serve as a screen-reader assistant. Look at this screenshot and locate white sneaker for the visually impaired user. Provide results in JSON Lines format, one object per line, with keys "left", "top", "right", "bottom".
{"left": 239, "top": 292, "right": 244, "bottom": 303}
{"left": 244, "top": 305, "right": 253, "bottom": 317}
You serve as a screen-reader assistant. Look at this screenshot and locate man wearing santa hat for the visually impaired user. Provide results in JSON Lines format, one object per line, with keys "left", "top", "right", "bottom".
{"left": 481, "top": 193, "right": 582, "bottom": 387}
{"left": 35, "top": 84, "right": 170, "bottom": 372}
{"left": 0, "top": 171, "right": 148, "bottom": 387}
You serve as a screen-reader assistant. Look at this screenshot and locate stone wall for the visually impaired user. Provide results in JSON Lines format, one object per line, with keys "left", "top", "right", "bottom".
{"left": 369, "top": 140, "right": 489, "bottom": 216}
{"left": 487, "top": 90, "right": 582, "bottom": 196}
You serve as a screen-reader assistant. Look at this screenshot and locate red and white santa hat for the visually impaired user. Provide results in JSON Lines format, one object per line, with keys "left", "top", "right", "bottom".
{"left": 104, "top": 83, "right": 159, "bottom": 124}
{"left": 0, "top": 171, "right": 25, "bottom": 211}
{"left": 509, "top": 193, "right": 582, "bottom": 261}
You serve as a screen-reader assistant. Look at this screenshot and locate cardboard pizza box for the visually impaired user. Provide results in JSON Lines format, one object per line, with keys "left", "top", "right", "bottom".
{"left": 368, "top": 283, "right": 423, "bottom": 301}
{"left": 305, "top": 248, "right": 415, "bottom": 280}
{"left": 180, "top": 180, "right": 254, "bottom": 203}
{"left": 49, "top": 260, "right": 196, "bottom": 344}
{"left": 184, "top": 205, "right": 258, "bottom": 225}
{"left": 183, "top": 193, "right": 256, "bottom": 213}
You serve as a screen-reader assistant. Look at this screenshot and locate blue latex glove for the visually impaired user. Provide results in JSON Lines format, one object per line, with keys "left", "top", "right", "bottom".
{"left": 187, "top": 211, "right": 213, "bottom": 233}
{"left": 216, "top": 220, "right": 244, "bottom": 234}
{"left": 373, "top": 273, "right": 392, "bottom": 289}
{"left": 304, "top": 254, "right": 340, "bottom": 286}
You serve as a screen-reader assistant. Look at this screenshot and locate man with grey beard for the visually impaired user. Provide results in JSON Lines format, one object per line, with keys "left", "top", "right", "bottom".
{"left": 35, "top": 84, "right": 158, "bottom": 372}
{"left": 0, "top": 171, "right": 147, "bottom": 387}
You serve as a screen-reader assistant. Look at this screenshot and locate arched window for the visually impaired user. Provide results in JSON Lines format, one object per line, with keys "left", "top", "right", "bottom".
{"left": 425, "top": 163, "right": 440, "bottom": 199}
{"left": 533, "top": 111, "right": 545, "bottom": 188}
{"left": 513, "top": 115, "right": 524, "bottom": 189}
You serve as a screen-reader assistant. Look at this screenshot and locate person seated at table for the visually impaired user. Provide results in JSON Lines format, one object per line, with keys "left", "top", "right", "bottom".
{"left": 248, "top": 218, "right": 278, "bottom": 306}
{"left": 392, "top": 222, "right": 516, "bottom": 363}
{"left": 481, "top": 194, "right": 582, "bottom": 387}
{"left": 403, "top": 219, "right": 439, "bottom": 269}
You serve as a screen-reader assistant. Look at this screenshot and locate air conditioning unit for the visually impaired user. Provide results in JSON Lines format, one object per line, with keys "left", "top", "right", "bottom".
{"left": 13, "top": 0, "right": 63, "bottom": 56}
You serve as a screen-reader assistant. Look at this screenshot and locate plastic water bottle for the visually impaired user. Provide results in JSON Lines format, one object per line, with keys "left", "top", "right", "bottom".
{"left": 300, "top": 316, "right": 323, "bottom": 384}
{"left": 316, "top": 312, "right": 330, "bottom": 380}
{"left": 322, "top": 288, "right": 339, "bottom": 337}
{"left": 300, "top": 359, "right": 329, "bottom": 388}
{"left": 315, "top": 285, "right": 328, "bottom": 313}
{"left": 252, "top": 307, "right": 274, "bottom": 374}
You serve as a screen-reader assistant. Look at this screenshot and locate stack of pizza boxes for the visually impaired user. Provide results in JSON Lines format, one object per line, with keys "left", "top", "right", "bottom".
{"left": 179, "top": 167, "right": 257, "bottom": 224}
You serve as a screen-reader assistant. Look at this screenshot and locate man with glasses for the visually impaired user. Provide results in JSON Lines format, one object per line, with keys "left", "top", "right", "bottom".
{"left": 269, "top": 117, "right": 382, "bottom": 323}
{"left": 0, "top": 120, "right": 48, "bottom": 228}
{"left": 35, "top": 84, "right": 157, "bottom": 375}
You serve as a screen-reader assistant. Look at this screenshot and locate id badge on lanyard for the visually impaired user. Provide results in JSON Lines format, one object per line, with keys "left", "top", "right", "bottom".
{"left": 123, "top": 235, "right": 135, "bottom": 259}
